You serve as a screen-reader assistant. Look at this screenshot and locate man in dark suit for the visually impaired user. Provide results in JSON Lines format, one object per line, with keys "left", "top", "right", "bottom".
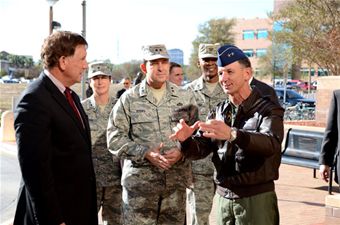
{"left": 251, "top": 77, "right": 280, "bottom": 106}
{"left": 13, "top": 31, "right": 98, "bottom": 225}
{"left": 116, "top": 77, "right": 131, "bottom": 98}
{"left": 319, "top": 89, "right": 340, "bottom": 187}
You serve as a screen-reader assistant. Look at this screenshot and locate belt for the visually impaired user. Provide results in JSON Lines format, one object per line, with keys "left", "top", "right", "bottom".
{"left": 216, "top": 185, "right": 240, "bottom": 199}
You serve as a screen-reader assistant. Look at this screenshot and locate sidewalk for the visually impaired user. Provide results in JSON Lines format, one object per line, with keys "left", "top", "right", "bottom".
{"left": 0, "top": 142, "right": 18, "bottom": 225}
{"left": 0, "top": 142, "right": 17, "bottom": 156}
{"left": 1, "top": 141, "right": 340, "bottom": 225}
{"left": 276, "top": 164, "right": 340, "bottom": 225}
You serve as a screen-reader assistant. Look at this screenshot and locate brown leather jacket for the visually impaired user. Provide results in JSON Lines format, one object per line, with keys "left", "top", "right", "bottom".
{"left": 180, "top": 87, "right": 284, "bottom": 198}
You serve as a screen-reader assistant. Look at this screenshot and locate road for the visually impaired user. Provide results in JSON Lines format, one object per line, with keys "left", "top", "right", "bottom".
{"left": 0, "top": 150, "right": 20, "bottom": 224}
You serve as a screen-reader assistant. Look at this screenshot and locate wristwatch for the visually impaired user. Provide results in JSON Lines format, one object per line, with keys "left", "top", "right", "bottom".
{"left": 229, "top": 127, "right": 237, "bottom": 142}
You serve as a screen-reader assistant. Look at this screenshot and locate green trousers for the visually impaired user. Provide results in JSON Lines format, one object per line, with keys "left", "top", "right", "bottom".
{"left": 213, "top": 191, "right": 279, "bottom": 225}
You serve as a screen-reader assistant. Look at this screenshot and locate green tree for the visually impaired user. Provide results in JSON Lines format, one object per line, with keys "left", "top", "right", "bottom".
{"left": 271, "top": 0, "right": 340, "bottom": 75}
{"left": 187, "top": 18, "right": 235, "bottom": 80}
{"left": 27, "top": 60, "right": 44, "bottom": 79}
{"left": 258, "top": 43, "right": 293, "bottom": 84}
{"left": 23, "top": 56, "right": 34, "bottom": 68}
{"left": 111, "top": 60, "right": 142, "bottom": 82}
{"left": 0, "top": 51, "right": 9, "bottom": 60}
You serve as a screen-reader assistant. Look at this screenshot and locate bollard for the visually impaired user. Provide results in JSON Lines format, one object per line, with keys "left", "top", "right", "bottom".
{"left": 0, "top": 110, "right": 16, "bottom": 142}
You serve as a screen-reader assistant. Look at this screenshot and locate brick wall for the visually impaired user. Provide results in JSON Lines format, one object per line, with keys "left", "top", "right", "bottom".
{"left": 316, "top": 76, "right": 340, "bottom": 124}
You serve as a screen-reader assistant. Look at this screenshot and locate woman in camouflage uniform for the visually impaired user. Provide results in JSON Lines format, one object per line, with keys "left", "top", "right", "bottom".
{"left": 82, "top": 62, "right": 122, "bottom": 225}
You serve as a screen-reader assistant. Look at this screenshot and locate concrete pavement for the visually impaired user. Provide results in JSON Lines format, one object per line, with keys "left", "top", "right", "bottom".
{"left": 0, "top": 142, "right": 18, "bottom": 225}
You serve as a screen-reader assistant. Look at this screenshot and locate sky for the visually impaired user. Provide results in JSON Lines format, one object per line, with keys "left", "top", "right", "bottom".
{"left": 0, "top": 0, "right": 273, "bottom": 65}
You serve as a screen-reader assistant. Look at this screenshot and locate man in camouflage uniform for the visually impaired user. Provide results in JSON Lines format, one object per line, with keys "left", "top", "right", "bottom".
{"left": 82, "top": 62, "right": 122, "bottom": 225}
{"left": 184, "top": 43, "right": 226, "bottom": 225}
{"left": 107, "top": 44, "right": 196, "bottom": 225}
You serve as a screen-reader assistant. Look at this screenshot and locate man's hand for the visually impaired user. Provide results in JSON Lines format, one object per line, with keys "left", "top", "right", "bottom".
{"left": 199, "top": 119, "right": 231, "bottom": 140}
{"left": 319, "top": 164, "right": 331, "bottom": 182}
{"left": 169, "top": 119, "right": 200, "bottom": 142}
{"left": 145, "top": 143, "right": 171, "bottom": 170}
{"left": 163, "top": 148, "right": 183, "bottom": 166}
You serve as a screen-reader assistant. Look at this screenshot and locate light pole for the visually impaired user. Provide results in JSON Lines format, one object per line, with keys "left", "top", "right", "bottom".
{"left": 46, "top": 0, "right": 59, "bottom": 35}
{"left": 52, "top": 21, "right": 61, "bottom": 31}
{"left": 81, "top": 0, "right": 87, "bottom": 99}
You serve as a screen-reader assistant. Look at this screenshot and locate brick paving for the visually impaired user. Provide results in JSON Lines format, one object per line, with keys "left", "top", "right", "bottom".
{"left": 209, "top": 164, "right": 340, "bottom": 225}
{"left": 276, "top": 164, "right": 340, "bottom": 225}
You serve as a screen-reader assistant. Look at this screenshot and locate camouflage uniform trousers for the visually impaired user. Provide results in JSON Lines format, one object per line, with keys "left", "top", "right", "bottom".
{"left": 186, "top": 174, "right": 215, "bottom": 225}
{"left": 97, "top": 185, "right": 122, "bottom": 225}
{"left": 122, "top": 184, "right": 186, "bottom": 225}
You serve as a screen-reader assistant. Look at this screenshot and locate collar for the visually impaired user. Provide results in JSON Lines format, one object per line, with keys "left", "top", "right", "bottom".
{"left": 88, "top": 95, "right": 115, "bottom": 109}
{"left": 237, "top": 87, "right": 262, "bottom": 114}
{"left": 192, "top": 76, "right": 205, "bottom": 91}
{"left": 44, "top": 69, "right": 66, "bottom": 94}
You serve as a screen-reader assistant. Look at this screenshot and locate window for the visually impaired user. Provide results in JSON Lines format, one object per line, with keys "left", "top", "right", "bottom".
{"left": 243, "top": 30, "right": 255, "bottom": 40}
{"left": 257, "top": 29, "right": 268, "bottom": 39}
{"left": 273, "top": 21, "right": 284, "bottom": 32}
{"left": 243, "top": 49, "right": 254, "bottom": 57}
{"left": 318, "top": 68, "right": 328, "bottom": 76}
{"left": 256, "top": 48, "right": 267, "bottom": 57}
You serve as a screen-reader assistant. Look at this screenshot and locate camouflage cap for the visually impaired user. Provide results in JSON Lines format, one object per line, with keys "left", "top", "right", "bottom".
{"left": 142, "top": 44, "right": 169, "bottom": 61}
{"left": 88, "top": 61, "right": 111, "bottom": 79}
{"left": 198, "top": 43, "right": 219, "bottom": 59}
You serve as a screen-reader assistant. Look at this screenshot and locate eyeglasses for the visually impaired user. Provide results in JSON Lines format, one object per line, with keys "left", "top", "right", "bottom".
{"left": 123, "top": 83, "right": 129, "bottom": 85}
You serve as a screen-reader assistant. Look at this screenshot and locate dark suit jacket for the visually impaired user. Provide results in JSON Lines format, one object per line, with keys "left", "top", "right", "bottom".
{"left": 13, "top": 72, "right": 98, "bottom": 225}
{"left": 319, "top": 89, "right": 340, "bottom": 184}
{"left": 116, "top": 88, "right": 126, "bottom": 98}
{"left": 251, "top": 78, "right": 280, "bottom": 106}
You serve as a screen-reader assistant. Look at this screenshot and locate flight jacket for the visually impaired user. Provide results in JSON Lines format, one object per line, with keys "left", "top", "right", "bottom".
{"left": 180, "top": 87, "right": 285, "bottom": 199}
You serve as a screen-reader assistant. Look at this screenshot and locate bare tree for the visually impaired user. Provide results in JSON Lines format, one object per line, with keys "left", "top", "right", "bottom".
{"left": 271, "top": 0, "right": 340, "bottom": 75}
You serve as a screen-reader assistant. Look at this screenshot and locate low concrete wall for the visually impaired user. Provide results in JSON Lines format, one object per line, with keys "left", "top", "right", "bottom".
{"left": 0, "top": 82, "right": 123, "bottom": 142}
{"left": 0, "top": 83, "right": 27, "bottom": 112}
{"left": 0, "top": 82, "right": 122, "bottom": 112}
{"left": 326, "top": 194, "right": 340, "bottom": 219}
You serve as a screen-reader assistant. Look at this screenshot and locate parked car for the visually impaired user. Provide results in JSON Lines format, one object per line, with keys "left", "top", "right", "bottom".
{"left": 0, "top": 79, "right": 20, "bottom": 83}
{"left": 286, "top": 79, "right": 303, "bottom": 90}
{"left": 311, "top": 81, "right": 318, "bottom": 89}
{"left": 275, "top": 88, "right": 315, "bottom": 107}
{"left": 274, "top": 79, "right": 284, "bottom": 88}
{"left": 298, "top": 81, "right": 316, "bottom": 91}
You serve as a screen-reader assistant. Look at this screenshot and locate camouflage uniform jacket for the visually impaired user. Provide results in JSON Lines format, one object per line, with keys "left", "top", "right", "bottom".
{"left": 107, "top": 80, "right": 196, "bottom": 189}
{"left": 82, "top": 96, "right": 121, "bottom": 187}
{"left": 184, "top": 76, "right": 226, "bottom": 175}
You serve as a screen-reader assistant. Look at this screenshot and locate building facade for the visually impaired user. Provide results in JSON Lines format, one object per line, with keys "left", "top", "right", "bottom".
{"left": 168, "top": 48, "right": 184, "bottom": 65}
{"left": 0, "top": 60, "right": 10, "bottom": 75}
{"left": 232, "top": 18, "right": 272, "bottom": 75}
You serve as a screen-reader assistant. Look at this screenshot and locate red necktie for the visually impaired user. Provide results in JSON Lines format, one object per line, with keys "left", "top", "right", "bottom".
{"left": 64, "top": 88, "right": 84, "bottom": 128}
